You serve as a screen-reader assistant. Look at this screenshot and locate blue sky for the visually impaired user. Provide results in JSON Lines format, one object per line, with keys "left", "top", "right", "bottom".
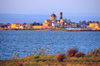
{"left": 0, "top": 0, "right": 100, "bottom": 23}
{"left": 0, "top": 0, "right": 100, "bottom": 16}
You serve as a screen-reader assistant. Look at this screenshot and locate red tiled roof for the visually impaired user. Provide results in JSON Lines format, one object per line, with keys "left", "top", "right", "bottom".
{"left": 14, "top": 23, "right": 21, "bottom": 25}
{"left": 14, "top": 23, "right": 20, "bottom": 24}
{"left": 2, "top": 24, "right": 10, "bottom": 26}
{"left": 92, "top": 22, "right": 97, "bottom": 23}
{"left": 89, "top": 22, "right": 97, "bottom": 24}
{"left": 44, "top": 22, "right": 52, "bottom": 24}
{"left": 46, "top": 20, "right": 52, "bottom": 22}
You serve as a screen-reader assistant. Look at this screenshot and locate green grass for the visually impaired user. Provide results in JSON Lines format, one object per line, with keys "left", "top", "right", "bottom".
{"left": 0, "top": 47, "right": 100, "bottom": 66}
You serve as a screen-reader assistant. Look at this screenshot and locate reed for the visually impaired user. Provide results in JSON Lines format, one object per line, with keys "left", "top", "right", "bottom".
{"left": 57, "top": 53, "right": 65, "bottom": 62}
{"left": 67, "top": 47, "right": 78, "bottom": 57}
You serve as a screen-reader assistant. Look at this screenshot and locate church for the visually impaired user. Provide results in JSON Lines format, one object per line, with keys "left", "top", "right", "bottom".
{"left": 43, "top": 12, "right": 64, "bottom": 28}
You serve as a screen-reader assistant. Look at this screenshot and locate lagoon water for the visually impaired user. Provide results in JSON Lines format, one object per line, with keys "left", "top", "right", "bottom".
{"left": 0, "top": 30, "right": 100, "bottom": 60}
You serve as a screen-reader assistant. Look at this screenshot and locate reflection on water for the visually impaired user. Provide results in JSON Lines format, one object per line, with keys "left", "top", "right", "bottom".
{"left": 0, "top": 30, "right": 100, "bottom": 60}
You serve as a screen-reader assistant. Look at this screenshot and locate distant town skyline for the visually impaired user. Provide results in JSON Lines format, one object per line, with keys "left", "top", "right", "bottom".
{"left": 0, "top": 0, "right": 100, "bottom": 23}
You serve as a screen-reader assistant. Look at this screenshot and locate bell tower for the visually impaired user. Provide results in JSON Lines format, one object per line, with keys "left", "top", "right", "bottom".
{"left": 59, "top": 12, "right": 63, "bottom": 27}
{"left": 59, "top": 12, "right": 62, "bottom": 20}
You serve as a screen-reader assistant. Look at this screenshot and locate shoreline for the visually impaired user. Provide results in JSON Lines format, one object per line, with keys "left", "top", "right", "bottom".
{"left": 0, "top": 28, "right": 100, "bottom": 31}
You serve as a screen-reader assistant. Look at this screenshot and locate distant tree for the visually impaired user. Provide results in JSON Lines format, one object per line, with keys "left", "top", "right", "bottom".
{"left": 96, "top": 21, "right": 99, "bottom": 24}
{"left": 86, "top": 21, "right": 92, "bottom": 25}
{"left": 7, "top": 23, "right": 10, "bottom": 25}
{"left": 1, "top": 25, "right": 7, "bottom": 28}
{"left": 82, "top": 20, "right": 86, "bottom": 24}
{"left": 32, "top": 22, "right": 41, "bottom": 26}
{"left": 23, "top": 22, "right": 27, "bottom": 24}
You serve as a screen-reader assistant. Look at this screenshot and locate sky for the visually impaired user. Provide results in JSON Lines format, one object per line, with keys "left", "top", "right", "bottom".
{"left": 0, "top": 0, "right": 100, "bottom": 23}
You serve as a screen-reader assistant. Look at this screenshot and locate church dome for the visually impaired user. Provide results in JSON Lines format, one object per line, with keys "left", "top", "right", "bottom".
{"left": 50, "top": 12, "right": 56, "bottom": 17}
{"left": 50, "top": 12, "right": 56, "bottom": 20}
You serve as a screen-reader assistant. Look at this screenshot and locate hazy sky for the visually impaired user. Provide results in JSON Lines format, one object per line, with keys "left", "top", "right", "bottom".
{"left": 0, "top": 0, "right": 100, "bottom": 16}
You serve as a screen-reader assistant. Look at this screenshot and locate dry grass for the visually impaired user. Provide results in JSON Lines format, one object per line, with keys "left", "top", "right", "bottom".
{"left": 0, "top": 55, "right": 100, "bottom": 66}
{"left": 1, "top": 47, "right": 100, "bottom": 66}
{"left": 67, "top": 47, "right": 78, "bottom": 57}
{"left": 57, "top": 53, "right": 65, "bottom": 62}
{"left": 75, "top": 52, "right": 85, "bottom": 58}
{"left": 18, "top": 62, "right": 23, "bottom": 66}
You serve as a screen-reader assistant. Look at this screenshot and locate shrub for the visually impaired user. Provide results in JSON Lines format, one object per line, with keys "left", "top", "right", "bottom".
{"left": 75, "top": 52, "right": 85, "bottom": 57}
{"left": 34, "top": 55, "right": 39, "bottom": 59}
{"left": 67, "top": 47, "right": 78, "bottom": 57}
{"left": 57, "top": 53, "right": 65, "bottom": 62}
{"left": 18, "top": 63, "right": 23, "bottom": 66}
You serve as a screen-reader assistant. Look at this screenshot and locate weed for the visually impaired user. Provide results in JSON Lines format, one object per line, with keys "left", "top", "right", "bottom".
{"left": 12, "top": 51, "right": 19, "bottom": 60}
{"left": 57, "top": 53, "right": 65, "bottom": 62}
{"left": 90, "top": 47, "right": 100, "bottom": 55}
{"left": 67, "top": 47, "right": 78, "bottom": 57}
{"left": 34, "top": 55, "right": 39, "bottom": 59}
{"left": 75, "top": 52, "right": 85, "bottom": 57}
{"left": 18, "top": 63, "right": 23, "bottom": 66}
{"left": 38, "top": 49, "right": 45, "bottom": 56}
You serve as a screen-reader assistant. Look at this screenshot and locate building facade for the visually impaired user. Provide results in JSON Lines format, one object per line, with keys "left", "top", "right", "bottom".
{"left": 11, "top": 23, "right": 23, "bottom": 29}
{"left": 89, "top": 22, "right": 99, "bottom": 29}
{"left": 43, "top": 12, "right": 64, "bottom": 28}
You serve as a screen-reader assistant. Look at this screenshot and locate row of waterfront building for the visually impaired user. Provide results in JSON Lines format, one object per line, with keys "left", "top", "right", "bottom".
{"left": 0, "top": 12, "right": 100, "bottom": 30}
